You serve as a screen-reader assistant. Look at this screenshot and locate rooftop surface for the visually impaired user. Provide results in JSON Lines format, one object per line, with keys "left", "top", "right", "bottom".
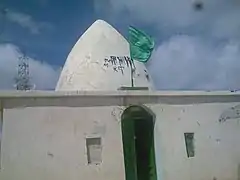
{"left": 0, "top": 90, "right": 239, "bottom": 97}
{"left": 0, "top": 90, "right": 239, "bottom": 109}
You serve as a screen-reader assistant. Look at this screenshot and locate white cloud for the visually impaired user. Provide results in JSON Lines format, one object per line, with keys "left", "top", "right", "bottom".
{"left": 5, "top": 10, "right": 53, "bottom": 34}
{"left": 147, "top": 35, "right": 240, "bottom": 90}
{"left": 96, "top": 0, "right": 240, "bottom": 39}
{"left": 0, "top": 44, "right": 60, "bottom": 90}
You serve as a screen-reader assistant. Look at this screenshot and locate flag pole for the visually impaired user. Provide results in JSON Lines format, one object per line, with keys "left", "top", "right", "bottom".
{"left": 129, "top": 28, "right": 134, "bottom": 88}
{"left": 130, "top": 58, "right": 134, "bottom": 87}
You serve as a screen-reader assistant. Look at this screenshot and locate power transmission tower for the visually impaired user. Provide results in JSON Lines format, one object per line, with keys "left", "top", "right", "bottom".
{"left": 14, "top": 52, "right": 33, "bottom": 90}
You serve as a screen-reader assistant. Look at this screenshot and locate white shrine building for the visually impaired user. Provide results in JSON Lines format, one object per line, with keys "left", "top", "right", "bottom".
{"left": 0, "top": 20, "right": 240, "bottom": 180}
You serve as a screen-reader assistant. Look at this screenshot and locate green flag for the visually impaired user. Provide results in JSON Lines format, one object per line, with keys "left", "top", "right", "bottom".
{"left": 128, "top": 26, "right": 154, "bottom": 63}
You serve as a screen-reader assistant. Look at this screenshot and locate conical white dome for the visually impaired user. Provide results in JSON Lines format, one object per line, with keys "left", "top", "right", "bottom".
{"left": 55, "top": 19, "right": 154, "bottom": 91}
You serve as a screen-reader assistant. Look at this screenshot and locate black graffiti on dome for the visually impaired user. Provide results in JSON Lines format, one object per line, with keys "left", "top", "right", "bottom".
{"left": 103, "top": 56, "right": 135, "bottom": 75}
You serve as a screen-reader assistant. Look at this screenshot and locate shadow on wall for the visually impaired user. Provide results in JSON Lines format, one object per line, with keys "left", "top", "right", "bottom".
{"left": 219, "top": 104, "right": 240, "bottom": 123}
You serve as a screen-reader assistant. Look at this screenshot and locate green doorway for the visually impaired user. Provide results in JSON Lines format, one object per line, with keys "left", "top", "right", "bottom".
{"left": 121, "top": 105, "right": 157, "bottom": 180}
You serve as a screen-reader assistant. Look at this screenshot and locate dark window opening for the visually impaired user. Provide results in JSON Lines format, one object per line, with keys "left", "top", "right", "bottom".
{"left": 184, "top": 133, "right": 195, "bottom": 158}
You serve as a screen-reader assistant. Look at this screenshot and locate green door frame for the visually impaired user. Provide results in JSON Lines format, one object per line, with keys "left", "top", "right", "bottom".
{"left": 121, "top": 105, "right": 157, "bottom": 180}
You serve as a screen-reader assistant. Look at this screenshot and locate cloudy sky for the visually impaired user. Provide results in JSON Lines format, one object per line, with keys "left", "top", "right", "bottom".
{"left": 0, "top": 0, "right": 240, "bottom": 90}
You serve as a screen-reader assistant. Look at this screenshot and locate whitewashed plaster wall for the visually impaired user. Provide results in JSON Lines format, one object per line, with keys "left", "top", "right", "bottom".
{"left": 0, "top": 106, "right": 125, "bottom": 180}
{"left": 150, "top": 102, "right": 240, "bottom": 180}
{"left": 0, "top": 102, "right": 240, "bottom": 180}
